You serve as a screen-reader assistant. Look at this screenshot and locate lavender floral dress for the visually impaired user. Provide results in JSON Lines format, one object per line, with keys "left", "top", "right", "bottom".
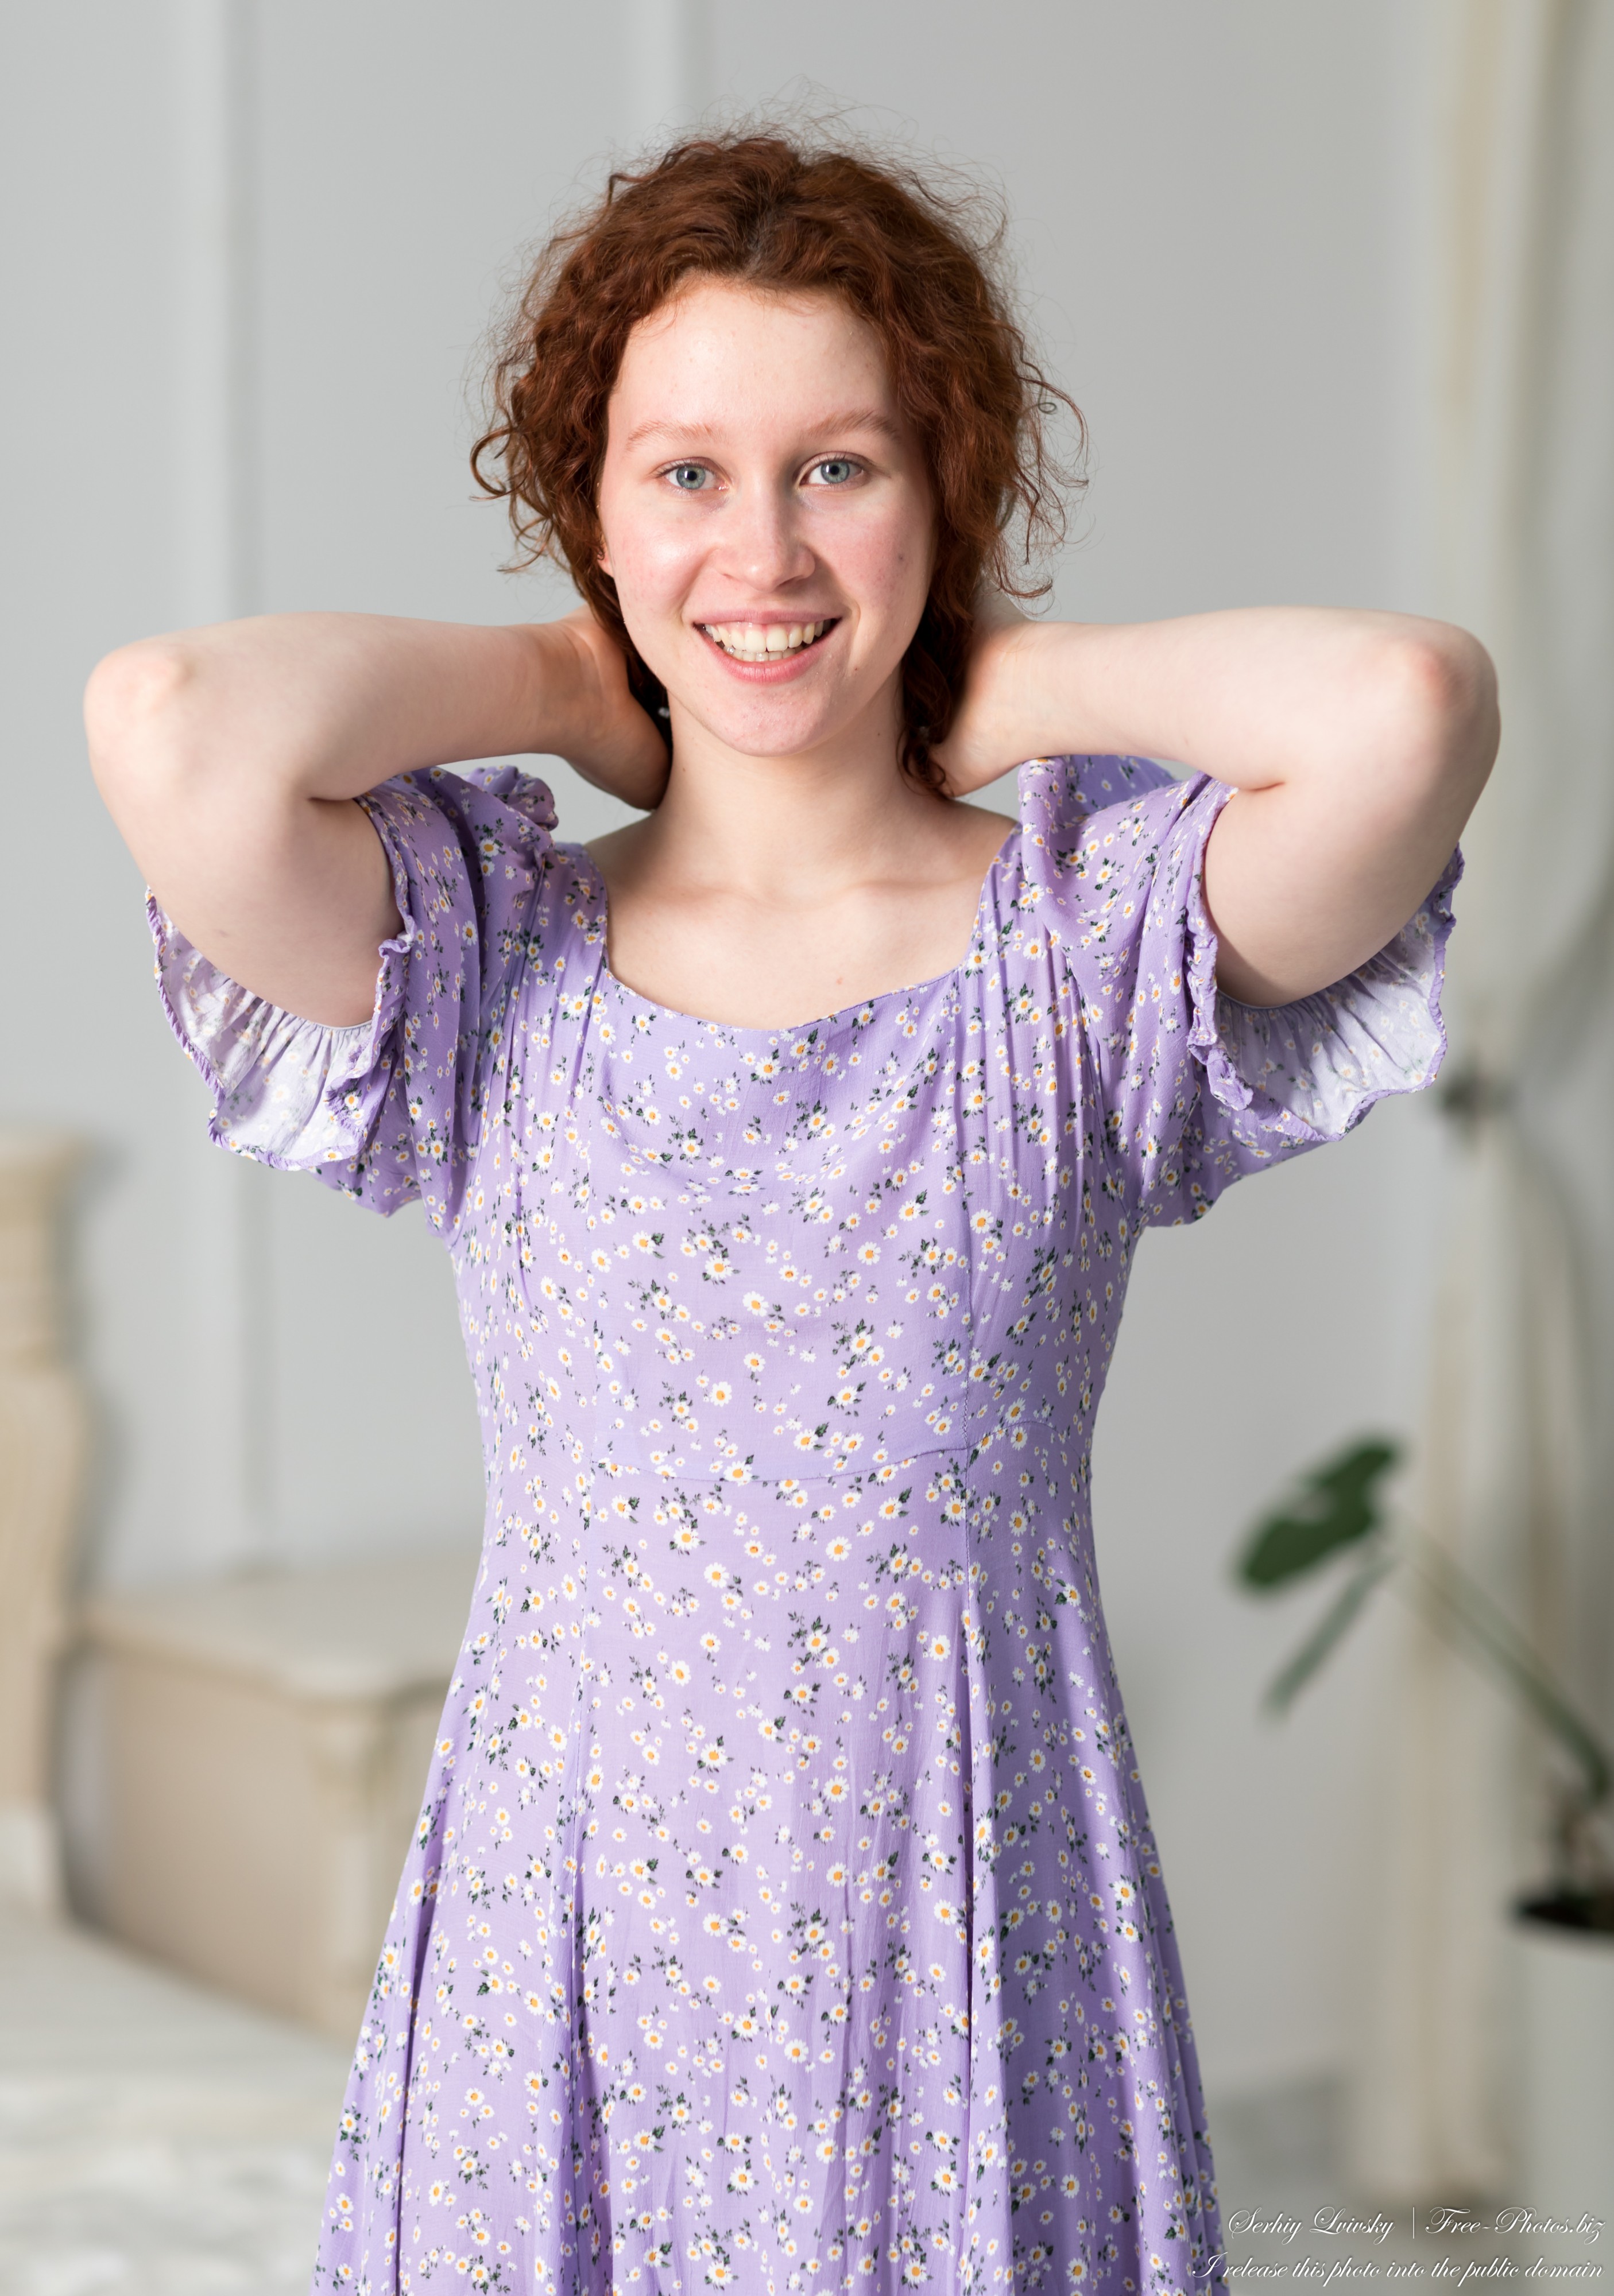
{"left": 152, "top": 754, "right": 1455, "bottom": 2296}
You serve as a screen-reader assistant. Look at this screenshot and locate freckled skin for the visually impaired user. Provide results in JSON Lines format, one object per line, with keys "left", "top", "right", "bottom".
{"left": 596, "top": 281, "right": 936, "bottom": 771}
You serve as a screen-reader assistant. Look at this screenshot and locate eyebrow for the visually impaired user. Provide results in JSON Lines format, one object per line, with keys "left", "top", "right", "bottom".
{"left": 621, "top": 407, "right": 906, "bottom": 451}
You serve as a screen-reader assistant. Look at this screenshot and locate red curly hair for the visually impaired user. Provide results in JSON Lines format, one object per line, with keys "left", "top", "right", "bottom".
{"left": 472, "top": 128, "right": 1084, "bottom": 792}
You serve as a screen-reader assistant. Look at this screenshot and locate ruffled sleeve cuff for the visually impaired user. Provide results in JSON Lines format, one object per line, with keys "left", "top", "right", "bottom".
{"left": 148, "top": 830, "right": 416, "bottom": 1179}
{"left": 1183, "top": 805, "right": 1460, "bottom": 1159}
{"left": 146, "top": 763, "right": 556, "bottom": 1213}
{"left": 1025, "top": 758, "right": 1461, "bottom": 1223}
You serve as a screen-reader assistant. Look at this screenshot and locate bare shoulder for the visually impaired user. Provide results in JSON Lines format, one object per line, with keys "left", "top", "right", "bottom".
{"left": 585, "top": 819, "right": 654, "bottom": 891}
{"left": 948, "top": 797, "right": 1019, "bottom": 875}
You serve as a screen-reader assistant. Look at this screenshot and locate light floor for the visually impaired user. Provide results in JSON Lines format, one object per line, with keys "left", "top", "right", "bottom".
{"left": 0, "top": 1906, "right": 347, "bottom": 2295}
{"left": 0, "top": 1909, "right": 1522, "bottom": 2293}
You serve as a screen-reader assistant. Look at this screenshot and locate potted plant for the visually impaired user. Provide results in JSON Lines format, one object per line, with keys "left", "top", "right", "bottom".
{"left": 1235, "top": 1439, "right": 1614, "bottom": 2213}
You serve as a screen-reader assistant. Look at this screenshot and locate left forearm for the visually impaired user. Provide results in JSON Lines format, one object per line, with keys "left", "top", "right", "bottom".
{"left": 940, "top": 605, "right": 1498, "bottom": 1005}
{"left": 958, "top": 607, "right": 1492, "bottom": 801}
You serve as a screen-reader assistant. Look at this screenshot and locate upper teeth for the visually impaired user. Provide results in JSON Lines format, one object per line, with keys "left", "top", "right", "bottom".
{"left": 702, "top": 619, "right": 829, "bottom": 661}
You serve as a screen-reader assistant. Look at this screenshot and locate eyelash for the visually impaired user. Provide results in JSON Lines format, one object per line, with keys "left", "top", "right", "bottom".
{"left": 660, "top": 457, "right": 866, "bottom": 493}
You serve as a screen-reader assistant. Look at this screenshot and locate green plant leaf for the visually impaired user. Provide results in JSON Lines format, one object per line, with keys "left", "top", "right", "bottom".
{"left": 1237, "top": 1437, "right": 1401, "bottom": 1591}
{"left": 1263, "top": 1544, "right": 1396, "bottom": 1713}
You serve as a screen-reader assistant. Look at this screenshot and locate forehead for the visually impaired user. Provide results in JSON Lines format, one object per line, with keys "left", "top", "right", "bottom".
{"left": 608, "top": 278, "right": 897, "bottom": 434}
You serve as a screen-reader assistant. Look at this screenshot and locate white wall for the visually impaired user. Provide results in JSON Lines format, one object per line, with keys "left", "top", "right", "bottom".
{"left": 3, "top": 0, "right": 1447, "bottom": 2101}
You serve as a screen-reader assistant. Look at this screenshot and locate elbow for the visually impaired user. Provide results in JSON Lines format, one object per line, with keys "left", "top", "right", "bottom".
{"left": 84, "top": 640, "right": 200, "bottom": 805}
{"left": 1377, "top": 623, "right": 1500, "bottom": 818}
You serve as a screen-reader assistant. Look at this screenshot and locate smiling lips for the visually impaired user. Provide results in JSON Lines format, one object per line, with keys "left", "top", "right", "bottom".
{"left": 699, "top": 618, "right": 835, "bottom": 664}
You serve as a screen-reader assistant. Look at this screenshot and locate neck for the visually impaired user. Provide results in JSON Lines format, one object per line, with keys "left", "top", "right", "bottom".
{"left": 647, "top": 683, "right": 942, "bottom": 901}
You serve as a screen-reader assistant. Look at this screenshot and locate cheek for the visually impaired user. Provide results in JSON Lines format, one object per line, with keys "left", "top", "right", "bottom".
{"left": 843, "top": 499, "right": 934, "bottom": 612}
{"left": 600, "top": 513, "right": 700, "bottom": 618}
{"left": 837, "top": 510, "right": 934, "bottom": 649}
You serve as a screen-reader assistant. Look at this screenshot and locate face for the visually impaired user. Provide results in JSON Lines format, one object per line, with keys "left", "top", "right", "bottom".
{"left": 596, "top": 278, "right": 935, "bottom": 765}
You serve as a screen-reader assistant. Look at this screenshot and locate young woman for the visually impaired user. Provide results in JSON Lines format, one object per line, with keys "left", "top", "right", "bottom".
{"left": 88, "top": 133, "right": 1495, "bottom": 2296}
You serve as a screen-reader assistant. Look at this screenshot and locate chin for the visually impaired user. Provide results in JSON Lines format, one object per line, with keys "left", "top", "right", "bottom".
{"left": 694, "top": 711, "right": 840, "bottom": 761}
{"left": 661, "top": 672, "right": 856, "bottom": 763}
{"left": 657, "top": 645, "right": 906, "bottom": 766}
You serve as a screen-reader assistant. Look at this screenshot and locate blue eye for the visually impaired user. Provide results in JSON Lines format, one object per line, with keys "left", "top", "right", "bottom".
{"left": 668, "top": 464, "right": 709, "bottom": 491}
{"left": 812, "top": 459, "right": 857, "bottom": 486}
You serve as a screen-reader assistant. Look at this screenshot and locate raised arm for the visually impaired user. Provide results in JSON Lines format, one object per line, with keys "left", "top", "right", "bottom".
{"left": 932, "top": 606, "right": 1499, "bottom": 1005}
{"left": 86, "top": 611, "right": 668, "bottom": 1026}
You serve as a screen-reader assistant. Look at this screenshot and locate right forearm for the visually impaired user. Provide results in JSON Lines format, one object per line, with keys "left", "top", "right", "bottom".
{"left": 86, "top": 613, "right": 580, "bottom": 805}
{"left": 86, "top": 605, "right": 664, "bottom": 1029}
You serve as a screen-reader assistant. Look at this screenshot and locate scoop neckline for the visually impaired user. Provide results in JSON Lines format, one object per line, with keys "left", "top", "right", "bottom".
{"left": 568, "top": 820, "right": 1022, "bottom": 1044}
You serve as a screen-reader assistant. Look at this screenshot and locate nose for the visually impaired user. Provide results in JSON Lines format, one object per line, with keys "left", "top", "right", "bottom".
{"left": 717, "top": 477, "right": 815, "bottom": 594}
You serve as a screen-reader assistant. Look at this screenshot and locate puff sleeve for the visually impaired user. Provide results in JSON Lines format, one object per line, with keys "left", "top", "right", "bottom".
{"left": 1017, "top": 752, "right": 1458, "bottom": 1226}
{"left": 148, "top": 763, "right": 555, "bottom": 1230}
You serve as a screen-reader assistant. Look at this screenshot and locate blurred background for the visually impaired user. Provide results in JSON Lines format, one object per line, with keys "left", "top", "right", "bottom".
{"left": 2, "top": 1, "right": 1612, "bottom": 2286}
